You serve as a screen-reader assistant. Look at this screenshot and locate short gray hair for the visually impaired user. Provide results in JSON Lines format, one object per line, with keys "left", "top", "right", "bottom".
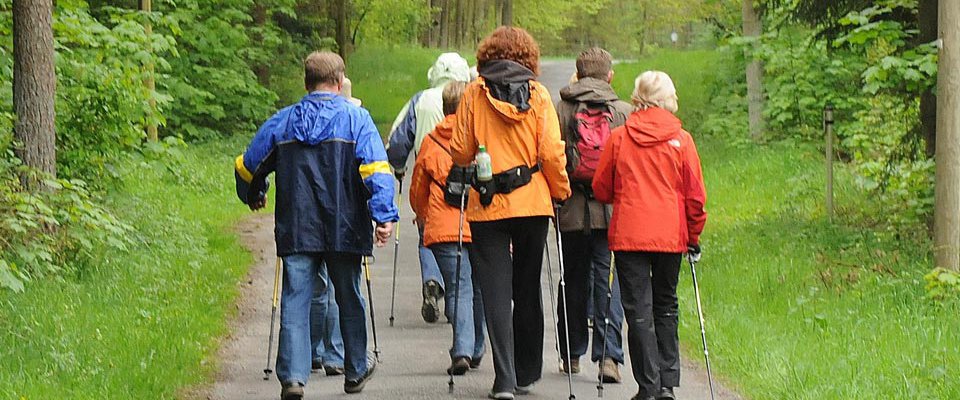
{"left": 631, "top": 71, "right": 678, "bottom": 113}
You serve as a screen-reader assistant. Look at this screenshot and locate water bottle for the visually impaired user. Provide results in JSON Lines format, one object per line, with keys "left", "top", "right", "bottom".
{"left": 476, "top": 145, "right": 493, "bottom": 182}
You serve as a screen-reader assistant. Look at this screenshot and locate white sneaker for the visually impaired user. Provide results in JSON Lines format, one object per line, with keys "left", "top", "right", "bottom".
{"left": 488, "top": 390, "right": 515, "bottom": 400}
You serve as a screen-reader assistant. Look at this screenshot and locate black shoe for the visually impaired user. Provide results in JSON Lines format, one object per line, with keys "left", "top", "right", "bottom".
{"left": 630, "top": 395, "right": 655, "bottom": 400}
{"left": 469, "top": 357, "right": 482, "bottom": 369}
{"left": 324, "top": 365, "right": 345, "bottom": 376}
{"left": 280, "top": 382, "right": 304, "bottom": 400}
{"left": 311, "top": 359, "right": 323, "bottom": 373}
{"left": 421, "top": 280, "right": 442, "bottom": 323}
{"left": 446, "top": 356, "right": 470, "bottom": 375}
{"left": 657, "top": 387, "right": 676, "bottom": 400}
{"left": 343, "top": 354, "right": 377, "bottom": 394}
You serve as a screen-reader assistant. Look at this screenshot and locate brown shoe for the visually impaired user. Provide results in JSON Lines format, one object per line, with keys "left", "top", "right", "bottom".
{"left": 599, "top": 358, "right": 622, "bottom": 383}
{"left": 560, "top": 357, "right": 580, "bottom": 374}
{"left": 446, "top": 356, "right": 470, "bottom": 376}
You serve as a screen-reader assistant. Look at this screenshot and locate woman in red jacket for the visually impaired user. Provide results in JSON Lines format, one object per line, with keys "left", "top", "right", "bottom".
{"left": 591, "top": 71, "right": 707, "bottom": 400}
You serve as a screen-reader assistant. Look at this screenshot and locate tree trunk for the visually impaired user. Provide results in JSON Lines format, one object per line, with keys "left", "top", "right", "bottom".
{"left": 439, "top": 0, "right": 449, "bottom": 48}
{"left": 501, "top": 0, "right": 512, "bottom": 26}
{"left": 935, "top": 0, "right": 960, "bottom": 271}
{"left": 638, "top": 5, "right": 647, "bottom": 56}
{"left": 919, "top": 0, "right": 938, "bottom": 158}
{"left": 455, "top": 0, "right": 464, "bottom": 49}
{"left": 141, "top": 0, "right": 158, "bottom": 142}
{"left": 13, "top": 0, "right": 57, "bottom": 188}
{"left": 250, "top": 2, "right": 270, "bottom": 86}
{"left": 742, "top": 0, "right": 765, "bottom": 141}
{"left": 334, "top": 0, "right": 351, "bottom": 59}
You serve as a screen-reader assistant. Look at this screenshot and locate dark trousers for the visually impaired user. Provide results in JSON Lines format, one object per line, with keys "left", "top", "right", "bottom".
{"left": 558, "top": 230, "right": 624, "bottom": 364}
{"left": 615, "top": 251, "right": 682, "bottom": 397}
{"left": 470, "top": 216, "right": 549, "bottom": 392}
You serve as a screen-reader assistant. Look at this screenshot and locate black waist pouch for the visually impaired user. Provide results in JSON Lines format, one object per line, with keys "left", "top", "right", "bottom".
{"left": 474, "top": 164, "right": 540, "bottom": 207}
{"left": 444, "top": 165, "right": 475, "bottom": 207}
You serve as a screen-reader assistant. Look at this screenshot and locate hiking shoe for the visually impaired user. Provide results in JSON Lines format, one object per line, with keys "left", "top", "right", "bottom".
{"left": 324, "top": 365, "right": 345, "bottom": 376}
{"left": 560, "top": 357, "right": 580, "bottom": 374}
{"left": 311, "top": 359, "right": 323, "bottom": 373}
{"left": 488, "top": 390, "right": 515, "bottom": 400}
{"left": 421, "top": 280, "right": 442, "bottom": 323}
{"left": 657, "top": 387, "right": 676, "bottom": 400}
{"left": 280, "top": 382, "right": 304, "bottom": 400}
{"left": 446, "top": 356, "right": 470, "bottom": 375}
{"left": 343, "top": 354, "right": 377, "bottom": 394}
{"left": 469, "top": 357, "right": 482, "bottom": 369}
{"left": 599, "top": 358, "right": 622, "bottom": 383}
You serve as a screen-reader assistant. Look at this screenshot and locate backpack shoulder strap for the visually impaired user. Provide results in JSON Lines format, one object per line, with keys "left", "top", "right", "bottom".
{"left": 428, "top": 133, "right": 451, "bottom": 155}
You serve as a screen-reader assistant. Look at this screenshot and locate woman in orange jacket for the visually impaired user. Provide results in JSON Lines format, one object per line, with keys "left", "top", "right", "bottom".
{"left": 591, "top": 71, "right": 707, "bottom": 400}
{"left": 409, "top": 81, "right": 486, "bottom": 376}
{"left": 450, "top": 26, "right": 571, "bottom": 400}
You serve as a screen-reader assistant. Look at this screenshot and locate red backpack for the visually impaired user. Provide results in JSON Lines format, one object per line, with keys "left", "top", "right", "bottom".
{"left": 570, "top": 106, "right": 613, "bottom": 183}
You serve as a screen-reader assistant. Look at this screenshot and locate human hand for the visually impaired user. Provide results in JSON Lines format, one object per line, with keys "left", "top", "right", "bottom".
{"left": 375, "top": 222, "right": 395, "bottom": 247}
{"left": 687, "top": 244, "right": 701, "bottom": 264}
{"left": 250, "top": 194, "right": 268, "bottom": 211}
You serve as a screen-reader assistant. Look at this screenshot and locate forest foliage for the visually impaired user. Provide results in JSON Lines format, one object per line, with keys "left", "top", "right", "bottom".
{"left": 0, "top": 0, "right": 953, "bottom": 294}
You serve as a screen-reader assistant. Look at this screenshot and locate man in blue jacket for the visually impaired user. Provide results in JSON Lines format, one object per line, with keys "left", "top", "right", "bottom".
{"left": 234, "top": 51, "right": 397, "bottom": 400}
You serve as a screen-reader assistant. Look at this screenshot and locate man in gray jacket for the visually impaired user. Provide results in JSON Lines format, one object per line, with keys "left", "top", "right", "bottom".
{"left": 555, "top": 47, "right": 633, "bottom": 383}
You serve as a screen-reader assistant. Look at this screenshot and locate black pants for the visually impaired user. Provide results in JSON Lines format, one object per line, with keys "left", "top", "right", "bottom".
{"left": 470, "top": 216, "right": 549, "bottom": 392}
{"left": 557, "top": 229, "right": 624, "bottom": 363}
{"left": 615, "top": 251, "right": 682, "bottom": 397}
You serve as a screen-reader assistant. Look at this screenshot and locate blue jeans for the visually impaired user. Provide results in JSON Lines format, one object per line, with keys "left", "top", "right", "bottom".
{"left": 430, "top": 243, "right": 486, "bottom": 360}
{"left": 418, "top": 225, "right": 444, "bottom": 290}
{"left": 558, "top": 230, "right": 625, "bottom": 364}
{"left": 310, "top": 264, "right": 344, "bottom": 368}
{"left": 278, "top": 253, "right": 367, "bottom": 385}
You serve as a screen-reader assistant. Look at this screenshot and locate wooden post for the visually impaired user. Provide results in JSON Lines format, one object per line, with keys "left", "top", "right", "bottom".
{"left": 142, "top": 0, "right": 157, "bottom": 142}
{"left": 824, "top": 104, "right": 835, "bottom": 222}
{"left": 935, "top": 0, "right": 960, "bottom": 271}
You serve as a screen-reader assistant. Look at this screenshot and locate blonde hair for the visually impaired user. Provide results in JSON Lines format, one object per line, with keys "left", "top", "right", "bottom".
{"left": 340, "top": 77, "right": 353, "bottom": 98}
{"left": 442, "top": 81, "right": 466, "bottom": 116}
{"left": 631, "top": 71, "right": 678, "bottom": 114}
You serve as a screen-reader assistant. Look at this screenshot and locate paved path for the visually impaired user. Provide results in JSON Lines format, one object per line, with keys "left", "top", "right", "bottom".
{"left": 200, "top": 61, "right": 743, "bottom": 400}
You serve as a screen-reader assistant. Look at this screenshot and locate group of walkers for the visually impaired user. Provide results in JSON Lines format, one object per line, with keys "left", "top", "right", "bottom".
{"left": 234, "top": 25, "right": 706, "bottom": 400}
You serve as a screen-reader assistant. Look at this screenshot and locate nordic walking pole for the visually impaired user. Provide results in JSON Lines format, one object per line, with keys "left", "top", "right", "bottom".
{"left": 553, "top": 205, "right": 576, "bottom": 400}
{"left": 597, "top": 255, "right": 615, "bottom": 397}
{"left": 542, "top": 237, "right": 563, "bottom": 373}
{"left": 448, "top": 173, "right": 468, "bottom": 393}
{"left": 389, "top": 181, "right": 402, "bottom": 327}
{"left": 263, "top": 257, "right": 282, "bottom": 380}
{"left": 689, "top": 253, "right": 717, "bottom": 400}
{"left": 363, "top": 256, "right": 382, "bottom": 362}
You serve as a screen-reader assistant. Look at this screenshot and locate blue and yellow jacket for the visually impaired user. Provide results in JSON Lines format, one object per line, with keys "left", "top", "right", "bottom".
{"left": 234, "top": 91, "right": 398, "bottom": 256}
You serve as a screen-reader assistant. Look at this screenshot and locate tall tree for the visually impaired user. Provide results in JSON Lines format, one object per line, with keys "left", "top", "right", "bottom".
{"left": 334, "top": 0, "right": 351, "bottom": 58}
{"left": 919, "top": 0, "right": 938, "bottom": 157}
{"left": 742, "top": 0, "right": 765, "bottom": 141}
{"left": 13, "top": 0, "right": 57, "bottom": 188}
{"left": 142, "top": 0, "right": 158, "bottom": 142}
{"left": 501, "top": 0, "right": 513, "bottom": 26}
{"left": 935, "top": 0, "right": 960, "bottom": 271}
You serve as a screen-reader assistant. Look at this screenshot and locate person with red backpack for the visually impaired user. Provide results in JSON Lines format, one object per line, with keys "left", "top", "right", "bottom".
{"left": 554, "top": 47, "right": 635, "bottom": 384}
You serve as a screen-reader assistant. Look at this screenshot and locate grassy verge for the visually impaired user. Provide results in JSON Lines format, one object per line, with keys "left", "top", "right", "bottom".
{"left": 616, "top": 50, "right": 959, "bottom": 398}
{"left": 0, "top": 138, "right": 253, "bottom": 399}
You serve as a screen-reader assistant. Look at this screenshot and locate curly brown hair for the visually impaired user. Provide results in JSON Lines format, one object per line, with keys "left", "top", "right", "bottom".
{"left": 476, "top": 26, "right": 540, "bottom": 75}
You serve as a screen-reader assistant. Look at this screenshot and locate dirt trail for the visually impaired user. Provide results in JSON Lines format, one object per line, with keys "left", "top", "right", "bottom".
{"left": 199, "top": 61, "right": 743, "bottom": 400}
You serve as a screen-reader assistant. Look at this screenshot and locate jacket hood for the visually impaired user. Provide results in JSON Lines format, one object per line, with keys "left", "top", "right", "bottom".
{"left": 291, "top": 92, "right": 353, "bottom": 145}
{"left": 624, "top": 107, "right": 683, "bottom": 147}
{"left": 478, "top": 59, "right": 536, "bottom": 113}
{"left": 428, "top": 53, "right": 471, "bottom": 88}
{"left": 560, "top": 77, "right": 619, "bottom": 104}
{"left": 434, "top": 114, "right": 457, "bottom": 141}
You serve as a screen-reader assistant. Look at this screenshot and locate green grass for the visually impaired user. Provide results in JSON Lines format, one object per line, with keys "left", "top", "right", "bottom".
{"left": 693, "top": 138, "right": 959, "bottom": 398}
{"left": 612, "top": 49, "right": 722, "bottom": 134}
{"left": 0, "top": 139, "right": 254, "bottom": 399}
